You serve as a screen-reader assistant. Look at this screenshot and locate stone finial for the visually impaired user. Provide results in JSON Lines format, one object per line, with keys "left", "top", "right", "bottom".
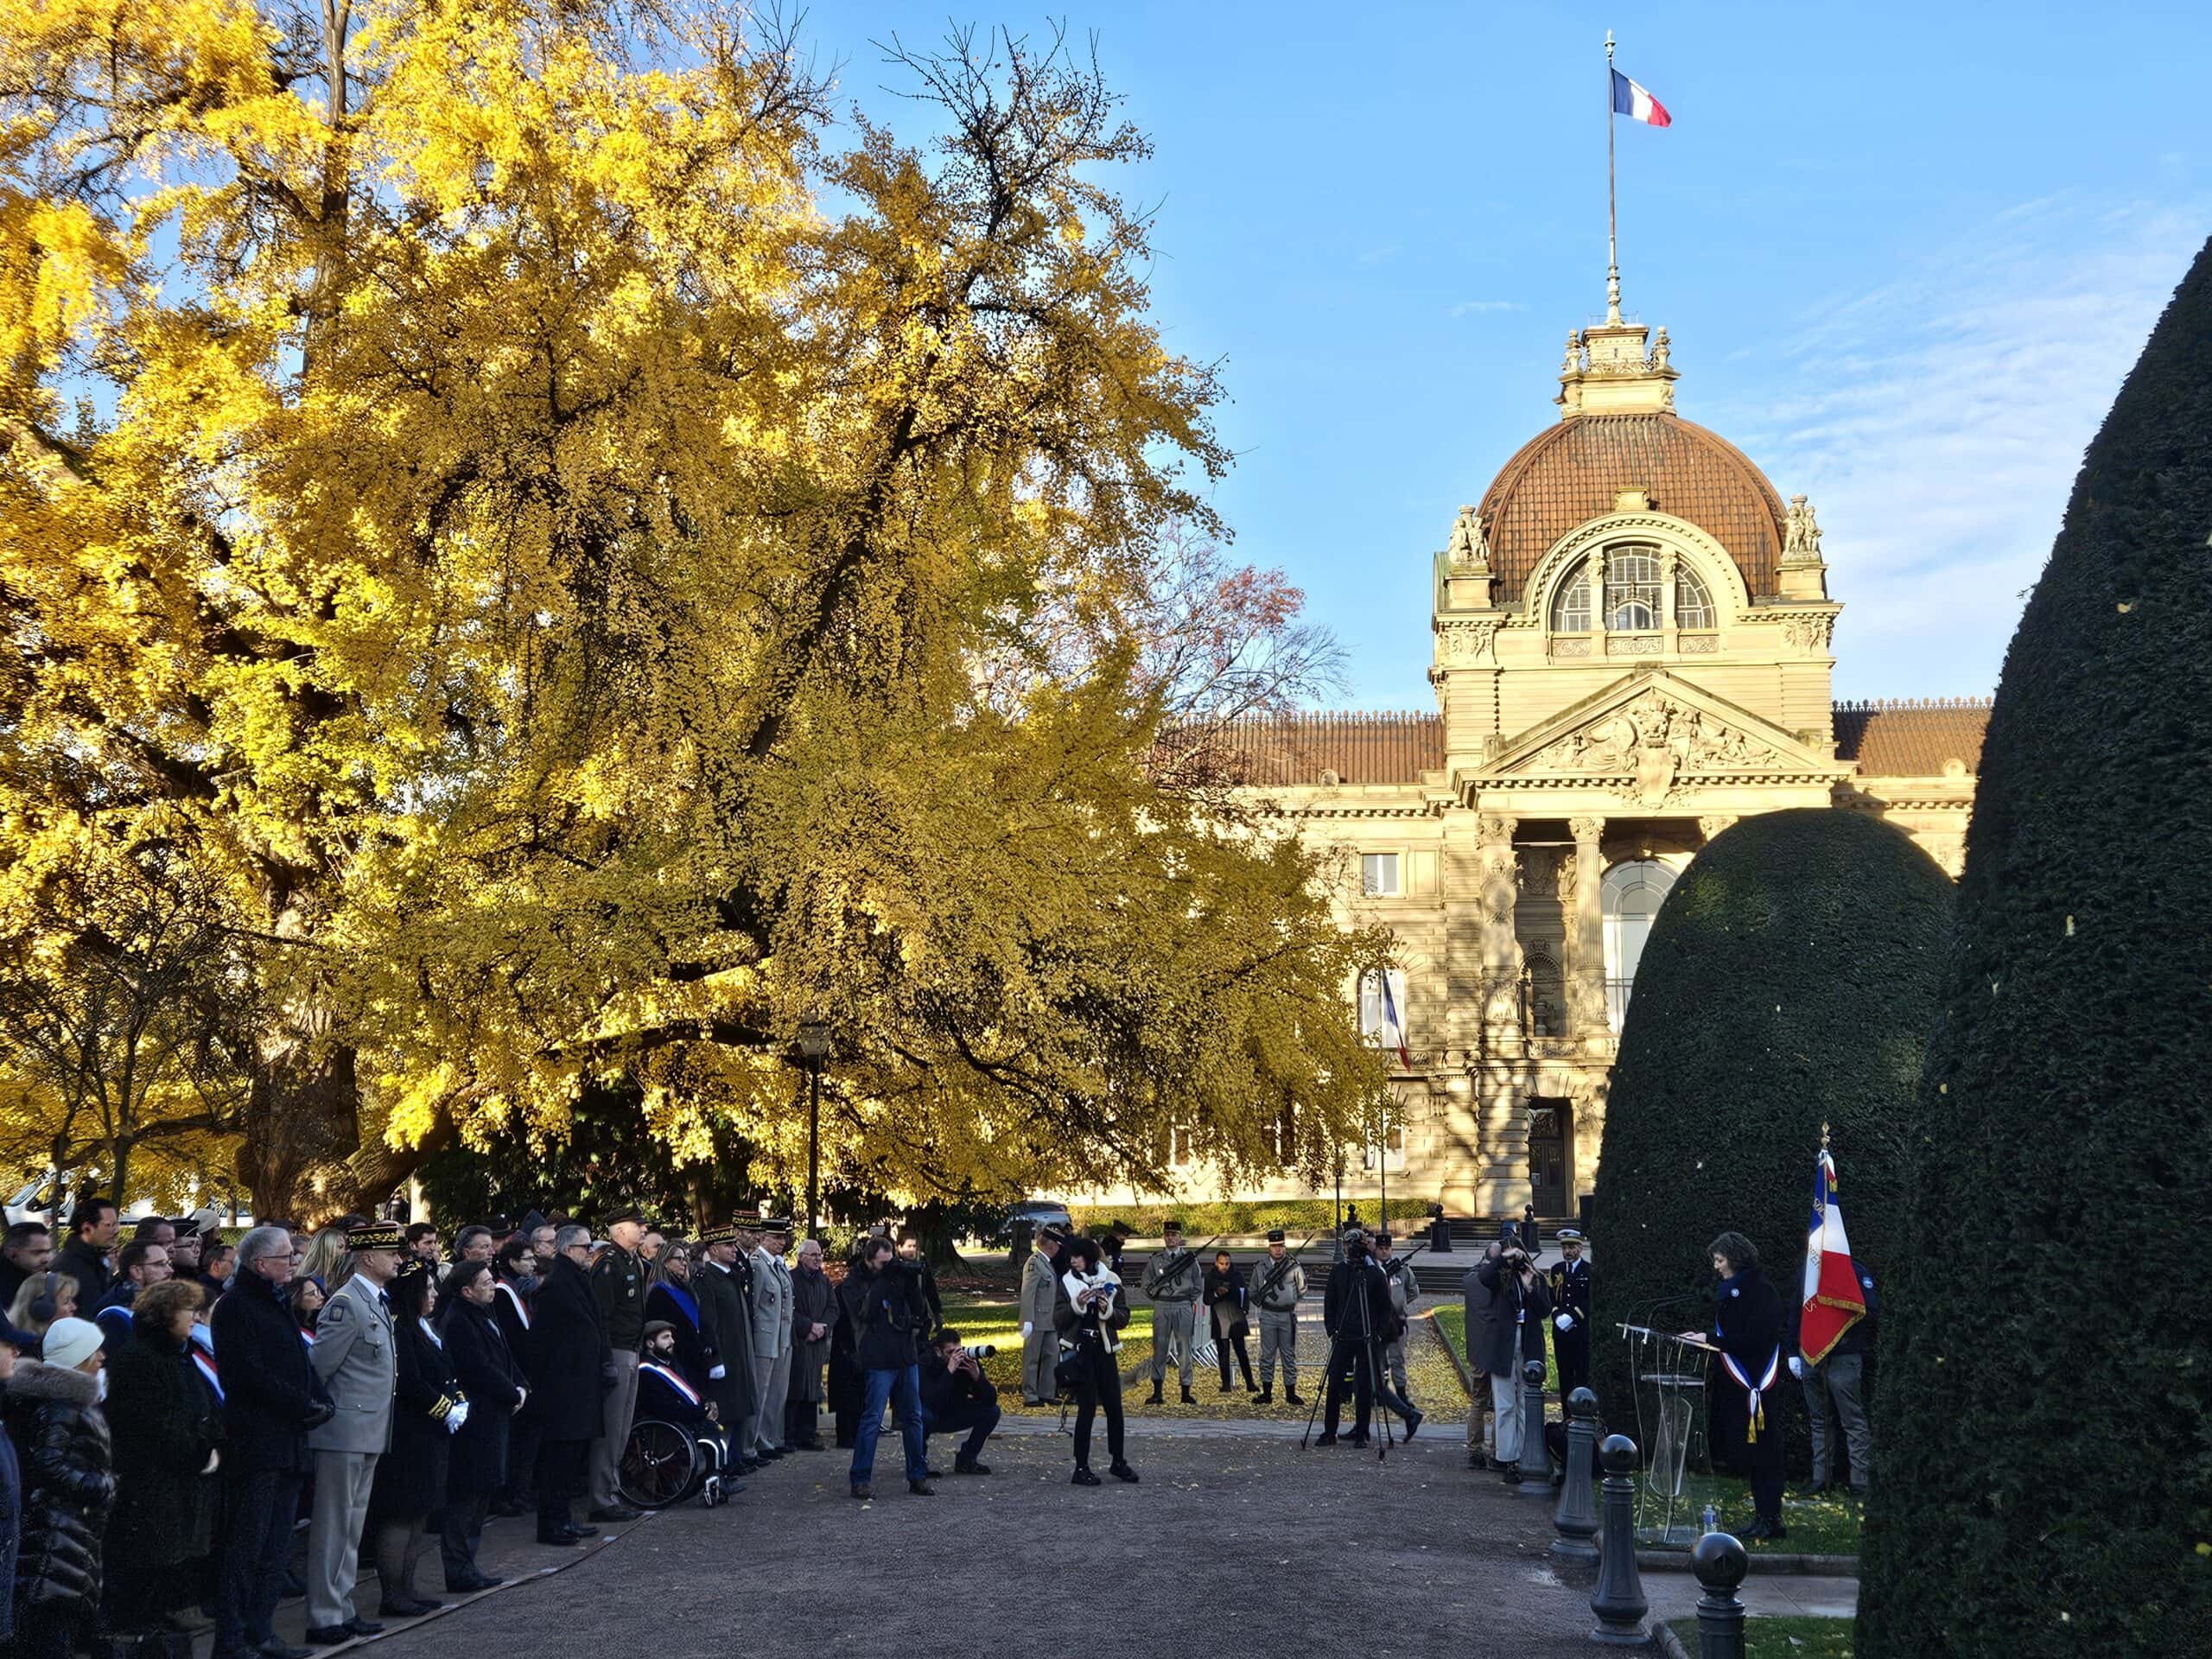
{"left": 1650, "top": 326, "right": 1671, "bottom": 371}
{"left": 1561, "top": 331, "right": 1584, "bottom": 376}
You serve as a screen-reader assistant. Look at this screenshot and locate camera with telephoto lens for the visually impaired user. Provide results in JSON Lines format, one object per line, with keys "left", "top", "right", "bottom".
{"left": 959, "top": 1344, "right": 997, "bottom": 1362}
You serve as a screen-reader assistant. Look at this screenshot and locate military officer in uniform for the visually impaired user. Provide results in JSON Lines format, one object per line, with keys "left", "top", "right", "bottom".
{"left": 693, "top": 1224, "right": 760, "bottom": 1472}
{"left": 749, "top": 1218, "right": 795, "bottom": 1459}
{"left": 586, "top": 1206, "right": 647, "bottom": 1522}
{"left": 1018, "top": 1223, "right": 1065, "bottom": 1405}
{"left": 1249, "top": 1229, "right": 1306, "bottom": 1407}
{"left": 1141, "top": 1219, "right": 1204, "bottom": 1405}
{"left": 304, "top": 1219, "right": 404, "bottom": 1644}
{"left": 1376, "top": 1231, "right": 1421, "bottom": 1404}
{"left": 1548, "top": 1228, "right": 1592, "bottom": 1403}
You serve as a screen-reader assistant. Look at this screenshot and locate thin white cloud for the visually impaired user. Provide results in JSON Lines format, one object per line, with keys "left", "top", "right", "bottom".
{"left": 1710, "top": 195, "right": 2208, "bottom": 700}
{"left": 1450, "top": 299, "right": 1527, "bottom": 316}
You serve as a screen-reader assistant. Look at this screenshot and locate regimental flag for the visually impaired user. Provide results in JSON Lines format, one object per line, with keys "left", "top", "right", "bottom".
{"left": 1800, "top": 1146, "right": 1868, "bottom": 1363}
{"left": 1378, "top": 972, "right": 1414, "bottom": 1071}
{"left": 1610, "top": 68, "right": 1673, "bottom": 128}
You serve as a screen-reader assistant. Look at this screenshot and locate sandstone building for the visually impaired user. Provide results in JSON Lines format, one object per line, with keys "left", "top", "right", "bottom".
{"left": 1109, "top": 302, "right": 1989, "bottom": 1223}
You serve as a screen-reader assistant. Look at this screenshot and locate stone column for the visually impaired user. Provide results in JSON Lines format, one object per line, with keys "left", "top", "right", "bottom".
{"left": 1567, "top": 815, "right": 1607, "bottom": 1037}
{"left": 1478, "top": 813, "right": 1523, "bottom": 1057}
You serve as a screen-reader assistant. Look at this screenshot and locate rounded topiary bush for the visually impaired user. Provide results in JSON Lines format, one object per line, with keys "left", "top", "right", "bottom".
{"left": 1857, "top": 239, "right": 2212, "bottom": 1659}
{"left": 1588, "top": 807, "right": 1955, "bottom": 1475}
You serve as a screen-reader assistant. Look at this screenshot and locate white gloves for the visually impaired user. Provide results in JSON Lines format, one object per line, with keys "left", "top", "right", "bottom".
{"left": 201, "top": 1449, "right": 221, "bottom": 1475}
{"left": 1020, "top": 1322, "right": 1033, "bottom": 1338}
{"left": 1554, "top": 1313, "right": 1574, "bottom": 1332}
{"left": 1788, "top": 1357, "right": 1807, "bottom": 1381}
{"left": 446, "top": 1399, "right": 470, "bottom": 1433}
{"left": 709, "top": 1364, "right": 727, "bottom": 1380}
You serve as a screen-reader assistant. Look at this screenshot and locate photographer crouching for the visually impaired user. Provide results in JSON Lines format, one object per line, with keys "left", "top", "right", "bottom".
{"left": 918, "top": 1329, "right": 1001, "bottom": 1476}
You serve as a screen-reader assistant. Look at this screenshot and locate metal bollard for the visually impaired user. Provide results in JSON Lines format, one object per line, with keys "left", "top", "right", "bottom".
{"left": 1588, "top": 1433, "right": 1649, "bottom": 1645}
{"left": 1690, "top": 1530, "right": 1748, "bottom": 1659}
{"left": 1551, "top": 1386, "right": 1599, "bottom": 1560}
{"left": 1516, "top": 1357, "right": 1548, "bottom": 1494}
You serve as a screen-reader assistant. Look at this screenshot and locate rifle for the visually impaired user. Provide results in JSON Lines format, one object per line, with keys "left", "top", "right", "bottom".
{"left": 1252, "top": 1230, "right": 1325, "bottom": 1307}
{"left": 1143, "top": 1234, "right": 1223, "bottom": 1298}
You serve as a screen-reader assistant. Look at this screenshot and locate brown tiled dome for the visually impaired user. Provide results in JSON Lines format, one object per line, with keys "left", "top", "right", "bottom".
{"left": 1477, "top": 412, "right": 1788, "bottom": 602}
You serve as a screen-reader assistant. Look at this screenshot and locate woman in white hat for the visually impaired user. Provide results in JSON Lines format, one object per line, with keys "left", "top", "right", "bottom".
{"left": 3, "top": 1316, "right": 112, "bottom": 1659}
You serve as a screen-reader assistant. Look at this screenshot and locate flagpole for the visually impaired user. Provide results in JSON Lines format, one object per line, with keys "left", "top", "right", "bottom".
{"left": 1605, "top": 30, "right": 1621, "bottom": 324}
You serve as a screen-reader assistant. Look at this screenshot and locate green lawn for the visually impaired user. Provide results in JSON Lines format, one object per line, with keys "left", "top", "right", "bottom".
{"left": 938, "top": 1292, "right": 1466, "bottom": 1422}
{"left": 1667, "top": 1616, "right": 1852, "bottom": 1659}
{"left": 1662, "top": 1470, "right": 1864, "bottom": 1556}
{"left": 1429, "top": 1305, "right": 1560, "bottom": 1394}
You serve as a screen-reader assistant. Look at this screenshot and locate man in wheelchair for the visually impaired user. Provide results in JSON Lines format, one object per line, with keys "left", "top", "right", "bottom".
{"left": 632, "top": 1319, "right": 741, "bottom": 1506}
{"left": 918, "top": 1327, "right": 1002, "bottom": 1477}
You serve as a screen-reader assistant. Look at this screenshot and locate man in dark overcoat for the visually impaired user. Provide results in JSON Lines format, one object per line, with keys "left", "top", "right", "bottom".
{"left": 694, "top": 1225, "right": 758, "bottom": 1471}
{"left": 526, "top": 1224, "right": 610, "bottom": 1546}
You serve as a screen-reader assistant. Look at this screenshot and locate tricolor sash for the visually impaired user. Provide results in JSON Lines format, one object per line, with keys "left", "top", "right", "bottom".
{"left": 192, "top": 1349, "right": 225, "bottom": 1401}
{"left": 1721, "top": 1345, "right": 1780, "bottom": 1442}
{"left": 641, "top": 1361, "right": 702, "bottom": 1407}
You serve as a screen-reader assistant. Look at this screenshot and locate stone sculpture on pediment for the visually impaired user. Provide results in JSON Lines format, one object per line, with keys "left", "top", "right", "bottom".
{"left": 1522, "top": 689, "right": 1788, "bottom": 778}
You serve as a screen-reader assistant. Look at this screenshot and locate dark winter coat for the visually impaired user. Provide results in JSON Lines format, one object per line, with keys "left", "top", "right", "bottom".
{"left": 208, "top": 1268, "right": 327, "bottom": 1475}
{"left": 53, "top": 1240, "right": 111, "bottom": 1312}
{"left": 0, "top": 1373, "right": 19, "bottom": 1640}
{"left": 789, "top": 1265, "right": 835, "bottom": 1404}
{"left": 837, "top": 1260, "right": 931, "bottom": 1372}
{"left": 368, "top": 1319, "right": 460, "bottom": 1520}
{"left": 3, "top": 1358, "right": 113, "bottom": 1618}
{"left": 105, "top": 1321, "right": 225, "bottom": 1573}
{"left": 526, "top": 1254, "right": 609, "bottom": 1444}
{"left": 643, "top": 1279, "right": 715, "bottom": 1389}
{"left": 1706, "top": 1265, "right": 1784, "bottom": 1464}
{"left": 1323, "top": 1255, "right": 1396, "bottom": 1345}
{"left": 440, "top": 1300, "right": 522, "bottom": 1496}
{"left": 692, "top": 1258, "right": 756, "bottom": 1426}
{"left": 1469, "top": 1250, "right": 1551, "bottom": 1378}
{"left": 1203, "top": 1263, "right": 1250, "bottom": 1341}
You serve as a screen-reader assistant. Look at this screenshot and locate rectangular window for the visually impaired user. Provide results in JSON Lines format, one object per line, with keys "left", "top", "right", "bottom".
{"left": 1361, "top": 853, "right": 1401, "bottom": 897}
{"left": 1358, "top": 969, "right": 1411, "bottom": 1050}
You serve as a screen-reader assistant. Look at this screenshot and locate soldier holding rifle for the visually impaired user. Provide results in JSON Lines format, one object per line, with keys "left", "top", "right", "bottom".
{"left": 1141, "top": 1220, "right": 1208, "bottom": 1405}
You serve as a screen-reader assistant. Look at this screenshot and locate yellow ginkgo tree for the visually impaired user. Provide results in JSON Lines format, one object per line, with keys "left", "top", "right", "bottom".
{"left": 1, "top": 3, "right": 1389, "bottom": 1221}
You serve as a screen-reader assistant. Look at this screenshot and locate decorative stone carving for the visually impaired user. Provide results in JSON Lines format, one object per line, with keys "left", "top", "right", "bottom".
{"left": 1678, "top": 632, "right": 1719, "bottom": 654}
{"left": 1437, "top": 617, "right": 1502, "bottom": 665}
{"left": 1783, "top": 494, "right": 1823, "bottom": 560}
{"left": 1568, "top": 816, "right": 1606, "bottom": 844}
{"left": 1698, "top": 814, "right": 1738, "bottom": 842}
{"left": 1778, "top": 612, "right": 1836, "bottom": 652}
{"left": 1608, "top": 634, "right": 1662, "bottom": 657}
{"left": 1560, "top": 332, "right": 1584, "bottom": 375}
{"left": 1553, "top": 850, "right": 1578, "bottom": 901}
{"left": 1550, "top": 637, "right": 1593, "bottom": 658}
{"left": 1650, "top": 326, "right": 1671, "bottom": 371}
{"left": 1478, "top": 813, "right": 1518, "bottom": 845}
{"left": 1526, "top": 690, "right": 1785, "bottom": 779}
{"left": 1446, "top": 505, "right": 1491, "bottom": 572}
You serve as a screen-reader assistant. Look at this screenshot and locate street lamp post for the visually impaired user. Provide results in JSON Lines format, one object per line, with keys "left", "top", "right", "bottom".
{"left": 798, "top": 1020, "right": 830, "bottom": 1241}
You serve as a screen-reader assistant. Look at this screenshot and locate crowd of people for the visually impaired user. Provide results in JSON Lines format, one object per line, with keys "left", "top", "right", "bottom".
{"left": 0, "top": 1200, "right": 1010, "bottom": 1659}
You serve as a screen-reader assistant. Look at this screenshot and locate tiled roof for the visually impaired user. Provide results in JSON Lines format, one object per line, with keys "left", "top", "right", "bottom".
{"left": 1197, "top": 712, "right": 1445, "bottom": 787}
{"left": 1833, "top": 699, "right": 1991, "bottom": 778}
{"left": 1477, "top": 412, "right": 1788, "bottom": 602}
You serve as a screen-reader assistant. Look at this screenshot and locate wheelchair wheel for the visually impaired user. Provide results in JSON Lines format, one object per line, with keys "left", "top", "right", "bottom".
{"left": 620, "top": 1418, "right": 705, "bottom": 1510}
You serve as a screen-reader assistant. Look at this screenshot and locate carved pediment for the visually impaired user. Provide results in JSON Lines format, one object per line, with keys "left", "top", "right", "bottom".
{"left": 1479, "top": 672, "right": 1847, "bottom": 805}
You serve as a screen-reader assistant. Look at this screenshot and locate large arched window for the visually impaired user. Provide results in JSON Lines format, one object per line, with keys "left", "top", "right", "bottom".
{"left": 1601, "top": 860, "right": 1678, "bottom": 1030}
{"left": 1548, "top": 547, "right": 1721, "bottom": 633}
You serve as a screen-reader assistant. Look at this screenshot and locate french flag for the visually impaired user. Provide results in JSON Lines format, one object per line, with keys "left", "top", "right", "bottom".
{"left": 1800, "top": 1147, "right": 1868, "bottom": 1363}
{"left": 1611, "top": 69, "right": 1673, "bottom": 128}
{"left": 1379, "top": 973, "right": 1414, "bottom": 1071}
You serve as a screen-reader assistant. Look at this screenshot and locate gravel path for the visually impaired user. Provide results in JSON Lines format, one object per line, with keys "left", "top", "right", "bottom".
{"left": 353, "top": 1433, "right": 1607, "bottom": 1659}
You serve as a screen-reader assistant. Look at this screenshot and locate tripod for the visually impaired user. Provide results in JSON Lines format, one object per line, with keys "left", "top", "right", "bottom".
{"left": 1301, "top": 1249, "right": 1397, "bottom": 1462}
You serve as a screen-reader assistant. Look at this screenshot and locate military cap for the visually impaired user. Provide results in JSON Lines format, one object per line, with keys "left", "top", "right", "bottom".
{"left": 1556, "top": 1227, "right": 1586, "bottom": 1244}
{"left": 1039, "top": 1223, "right": 1067, "bottom": 1243}
{"left": 393, "top": 1256, "right": 428, "bottom": 1282}
{"left": 760, "top": 1217, "right": 792, "bottom": 1234}
{"left": 1376, "top": 1231, "right": 1393, "bottom": 1245}
{"left": 601, "top": 1204, "right": 645, "bottom": 1228}
{"left": 346, "top": 1220, "right": 406, "bottom": 1251}
{"left": 1265, "top": 1228, "right": 1287, "bottom": 1243}
{"left": 699, "top": 1224, "right": 738, "bottom": 1246}
{"left": 1107, "top": 1220, "right": 1132, "bottom": 1236}
{"left": 1161, "top": 1217, "right": 1184, "bottom": 1233}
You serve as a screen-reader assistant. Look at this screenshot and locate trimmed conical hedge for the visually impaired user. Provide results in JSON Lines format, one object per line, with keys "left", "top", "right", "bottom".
{"left": 1589, "top": 808, "right": 1954, "bottom": 1476}
{"left": 1857, "top": 239, "right": 2212, "bottom": 1659}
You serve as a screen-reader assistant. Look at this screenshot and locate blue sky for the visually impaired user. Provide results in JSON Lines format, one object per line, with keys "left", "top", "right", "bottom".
{"left": 812, "top": 3, "right": 2210, "bottom": 709}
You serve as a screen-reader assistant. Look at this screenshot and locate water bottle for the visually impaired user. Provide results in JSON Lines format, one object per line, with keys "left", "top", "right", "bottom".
{"left": 1700, "top": 1502, "right": 1719, "bottom": 1535}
